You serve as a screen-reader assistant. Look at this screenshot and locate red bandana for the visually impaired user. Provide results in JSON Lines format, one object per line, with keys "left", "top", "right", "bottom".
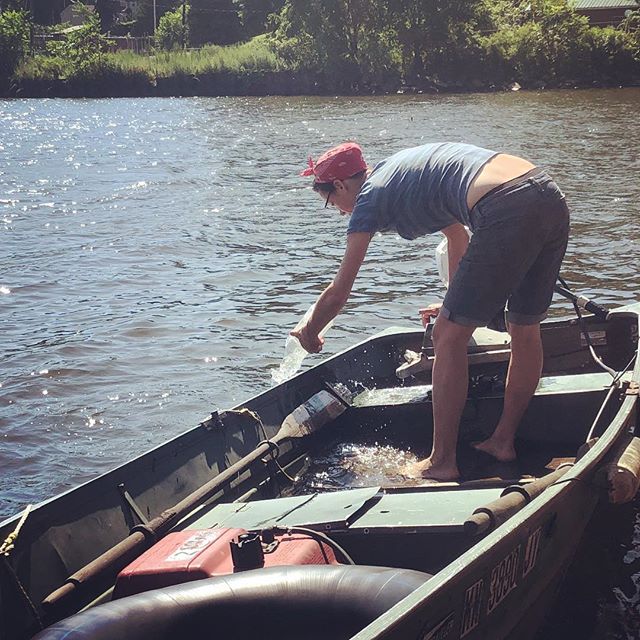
{"left": 300, "top": 142, "right": 367, "bottom": 183}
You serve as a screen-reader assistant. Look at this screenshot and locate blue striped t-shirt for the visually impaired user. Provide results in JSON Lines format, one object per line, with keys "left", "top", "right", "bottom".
{"left": 347, "top": 143, "right": 497, "bottom": 239}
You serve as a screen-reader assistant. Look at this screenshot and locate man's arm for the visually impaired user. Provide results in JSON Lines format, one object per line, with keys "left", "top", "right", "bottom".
{"left": 292, "top": 232, "right": 371, "bottom": 352}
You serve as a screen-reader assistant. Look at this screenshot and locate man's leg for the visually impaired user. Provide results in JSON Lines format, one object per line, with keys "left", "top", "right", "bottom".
{"left": 415, "top": 314, "right": 476, "bottom": 480}
{"left": 474, "top": 322, "right": 543, "bottom": 461}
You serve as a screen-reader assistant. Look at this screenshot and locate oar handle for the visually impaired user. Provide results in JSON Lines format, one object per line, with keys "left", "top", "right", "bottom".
{"left": 554, "top": 284, "right": 609, "bottom": 320}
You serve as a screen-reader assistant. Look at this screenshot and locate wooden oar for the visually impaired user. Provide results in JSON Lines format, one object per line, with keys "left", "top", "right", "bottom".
{"left": 42, "top": 388, "right": 350, "bottom": 621}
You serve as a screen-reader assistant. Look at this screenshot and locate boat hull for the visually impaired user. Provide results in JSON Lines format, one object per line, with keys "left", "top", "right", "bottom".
{"left": 1, "top": 306, "right": 638, "bottom": 640}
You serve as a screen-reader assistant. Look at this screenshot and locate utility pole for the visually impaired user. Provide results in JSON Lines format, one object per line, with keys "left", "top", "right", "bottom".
{"left": 153, "top": 0, "right": 157, "bottom": 35}
{"left": 181, "top": 0, "right": 186, "bottom": 49}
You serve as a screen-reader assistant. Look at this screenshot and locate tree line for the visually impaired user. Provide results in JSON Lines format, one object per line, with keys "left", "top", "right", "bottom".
{"left": 271, "top": 0, "right": 640, "bottom": 90}
{"left": 1, "top": 0, "right": 639, "bottom": 96}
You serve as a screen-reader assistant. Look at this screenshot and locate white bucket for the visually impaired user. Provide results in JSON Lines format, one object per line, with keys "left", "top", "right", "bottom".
{"left": 435, "top": 227, "right": 472, "bottom": 287}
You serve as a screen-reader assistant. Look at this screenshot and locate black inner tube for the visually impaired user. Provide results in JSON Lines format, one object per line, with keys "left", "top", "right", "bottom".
{"left": 33, "top": 565, "right": 432, "bottom": 640}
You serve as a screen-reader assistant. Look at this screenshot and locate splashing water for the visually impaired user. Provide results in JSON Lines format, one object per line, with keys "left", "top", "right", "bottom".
{"left": 352, "top": 385, "right": 433, "bottom": 407}
{"left": 295, "top": 442, "right": 423, "bottom": 492}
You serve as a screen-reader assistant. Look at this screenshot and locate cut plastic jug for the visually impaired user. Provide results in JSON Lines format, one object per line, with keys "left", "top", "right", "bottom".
{"left": 271, "top": 303, "right": 334, "bottom": 384}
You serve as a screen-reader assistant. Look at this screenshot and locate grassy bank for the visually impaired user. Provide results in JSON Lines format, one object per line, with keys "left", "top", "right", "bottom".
{"left": 114, "top": 38, "right": 284, "bottom": 76}
{"left": 6, "top": 27, "right": 640, "bottom": 98}
{"left": 3, "top": 2, "right": 640, "bottom": 97}
{"left": 11, "top": 38, "right": 378, "bottom": 98}
{"left": 12, "top": 36, "right": 305, "bottom": 98}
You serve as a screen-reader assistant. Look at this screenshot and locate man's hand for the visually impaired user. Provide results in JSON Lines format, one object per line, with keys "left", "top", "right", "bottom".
{"left": 419, "top": 302, "right": 442, "bottom": 327}
{"left": 290, "top": 325, "right": 324, "bottom": 353}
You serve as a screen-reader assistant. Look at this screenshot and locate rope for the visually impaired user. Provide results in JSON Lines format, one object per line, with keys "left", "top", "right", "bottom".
{"left": 226, "top": 407, "right": 264, "bottom": 425}
{"left": 256, "top": 439, "right": 281, "bottom": 459}
{"left": 0, "top": 504, "right": 44, "bottom": 630}
{"left": 226, "top": 409, "right": 297, "bottom": 483}
{"left": 1, "top": 558, "right": 44, "bottom": 630}
{"left": 272, "top": 462, "right": 298, "bottom": 484}
{"left": 0, "top": 504, "right": 32, "bottom": 557}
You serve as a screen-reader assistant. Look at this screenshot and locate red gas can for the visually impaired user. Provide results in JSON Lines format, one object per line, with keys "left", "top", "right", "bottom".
{"left": 114, "top": 528, "right": 340, "bottom": 599}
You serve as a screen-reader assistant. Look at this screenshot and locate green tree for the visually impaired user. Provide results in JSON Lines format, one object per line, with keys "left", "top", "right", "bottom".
{"left": 273, "top": 0, "right": 399, "bottom": 88}
{"left": 493, "top": 2, "right": 592, "bottom": 84}
{"left": 272, "top": 0, "right": 498, "bottom": 87}
{"left": 585, "top": 25, "right": 637, "bottom": 83}
{"left": 238, "top": 0, "right": 284, "bottom": 37}
{"left": 538, "top": 4, "right": 591, "bottom": 82}
{"left": 188, "top": 0, "right": 243, "bottom": 46}
{"left": 132, "top": 0, "right": 177, "bottom": 36}
{"left": 619, "top": 9, "right": 640, "bottom": 61}
{"left": 45, "top": 7, "right": 113, "bottom": 76}
{"left": 479, "top": 0, "right": 640, "bottom": 87}
{"left": 156, "top": 3, "right": 188, "bottom": 49}
{"left": 384, "top": 0, "right": 492, "bottom": 84}
{"left": 0, "top": 8, "right": 30, "bottom": 89}
{"left": 484, "top": 0, "right": 528, "bottom": 30}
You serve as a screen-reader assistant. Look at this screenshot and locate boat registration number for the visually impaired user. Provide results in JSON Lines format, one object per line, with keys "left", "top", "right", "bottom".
{"left": 460, "top": 526, "right": 543, "bottom": 637}
{"left": 486, "top": 546, "right": 519, "bottom": 613}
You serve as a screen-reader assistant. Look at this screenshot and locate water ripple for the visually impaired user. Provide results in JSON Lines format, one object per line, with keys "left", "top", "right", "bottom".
{"left": 1, "top": 96, "right": 639, "bottom": 631}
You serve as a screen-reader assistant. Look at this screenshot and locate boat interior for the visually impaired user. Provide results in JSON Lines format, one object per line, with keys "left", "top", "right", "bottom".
{"left": 171, "top": 308, "right": 639, "bottom": 578}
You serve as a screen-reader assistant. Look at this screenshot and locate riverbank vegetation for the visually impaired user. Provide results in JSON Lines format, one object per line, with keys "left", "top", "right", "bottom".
{"left": 1, "top": 0, "right": 639, "bottom": 97}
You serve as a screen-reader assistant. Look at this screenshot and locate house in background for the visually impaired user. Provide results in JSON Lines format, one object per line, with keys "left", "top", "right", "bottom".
{"left": 59, "top": 3, "right": 95, "bottom": 26}
{"left": 58, "top": 1, "right": 139, "bottom": 26}
{"left": 571, "top": 0, "right": 639, "bottom": 26}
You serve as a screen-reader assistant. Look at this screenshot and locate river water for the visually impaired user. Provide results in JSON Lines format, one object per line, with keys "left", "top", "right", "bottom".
{"left": 1, "top": 90, "right": 639, "bottom": 635}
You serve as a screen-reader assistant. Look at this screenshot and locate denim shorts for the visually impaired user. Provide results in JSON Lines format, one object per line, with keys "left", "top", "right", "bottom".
{"left": 441, "top": 168, "right": 570, "bottom": 327}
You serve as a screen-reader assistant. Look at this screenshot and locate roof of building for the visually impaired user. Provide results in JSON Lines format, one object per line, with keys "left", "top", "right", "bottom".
{"left": 572, "top": 0, "right": 639, "bottom": 9}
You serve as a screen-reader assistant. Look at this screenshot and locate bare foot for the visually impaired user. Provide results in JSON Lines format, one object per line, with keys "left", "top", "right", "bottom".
{"left": 406, "top": 457, "right": 460, "bottom": 482}
{"left": 472, "top": 439, "right": 516, "bottom": 463}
